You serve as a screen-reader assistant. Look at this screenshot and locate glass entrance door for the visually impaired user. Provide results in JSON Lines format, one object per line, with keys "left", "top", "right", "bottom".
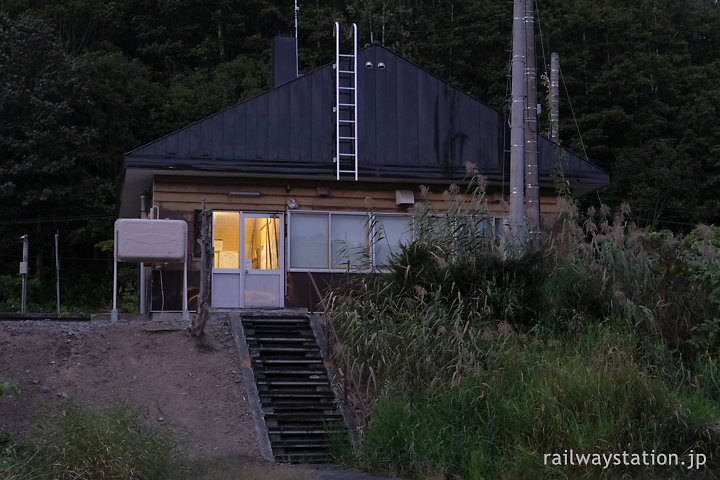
{"left": 211, "top": 211, "right": 284, "bottom": 308}
{"left": 242, "top": 213, "right": 283, "bottom": 307}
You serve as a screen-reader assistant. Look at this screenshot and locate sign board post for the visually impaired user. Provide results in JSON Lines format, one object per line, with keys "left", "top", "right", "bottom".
{"left": 19, "top": 235, "right": 28, "bottom": 314}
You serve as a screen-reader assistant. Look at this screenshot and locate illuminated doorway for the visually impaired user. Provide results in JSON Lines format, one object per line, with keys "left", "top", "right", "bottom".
{"left": 211, "top": 211, "right": 284, "bottom": 308}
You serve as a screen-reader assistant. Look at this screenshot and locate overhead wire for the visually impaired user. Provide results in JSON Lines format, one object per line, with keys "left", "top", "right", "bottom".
{"left": 0, "top": 214, "right": 114, "bottom": 226}
{"left": 534, "top": 0, "right": 590, "bottom": 162}
{"left": 534, "top": 0, "right": 550, "bottom": 77}
{"left": 559, "top": 64, "right": 589, "bottom": 161}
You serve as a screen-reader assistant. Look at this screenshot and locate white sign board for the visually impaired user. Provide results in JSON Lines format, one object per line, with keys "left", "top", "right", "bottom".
{"left": 115, "top": 219, "right": 187, "bottom": 263}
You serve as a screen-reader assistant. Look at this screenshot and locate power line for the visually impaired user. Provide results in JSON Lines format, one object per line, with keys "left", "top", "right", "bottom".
{"left": 0, "top": 214, "right": 114, "bottom": 226}
{"left": 384, "top": 14, "right": 511, "bottom": 35}
{"left": 559, "top": 64, "right": 589, "bottom": 161}
{"left": 534, "top": 0, "right": 549, "bottom": 77}
{"left": 0, "top": 254, "right": 111, "bottom": 262}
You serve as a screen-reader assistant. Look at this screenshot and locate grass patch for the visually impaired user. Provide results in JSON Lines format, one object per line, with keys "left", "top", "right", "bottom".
{"left": 0, "top": 403, "right": 187, "bottom": 480}
{"left": 0, "top": 404, "right": 310, "bottom": 480}
{"left": 352, "top": 326, "right": 720, "bottom": 479}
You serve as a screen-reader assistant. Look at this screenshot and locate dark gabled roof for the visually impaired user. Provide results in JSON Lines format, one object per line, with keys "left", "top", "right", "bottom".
{"left": 123, "top": 43, "right": 608, "bottom": 206}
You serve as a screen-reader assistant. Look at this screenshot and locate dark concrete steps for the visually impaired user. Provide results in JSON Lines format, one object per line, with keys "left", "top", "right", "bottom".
{"left": 241, "top": 313, "right": 347, "bottom": 463}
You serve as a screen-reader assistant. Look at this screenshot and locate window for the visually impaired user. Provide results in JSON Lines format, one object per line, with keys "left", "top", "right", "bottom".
{"left": 289, "top": 211, "right": 380, "bottom": 272}
{"left": 212, "top": 211, "right": 240, "bottom": 268}
{"left": 244, "top": 216, "right": 280, "bottom": 270}
{"left": 476, "top": 216, "right": 507, "bottom": 245}
{"left": 289, "top": 213, "right": 329, "bottom": 269}
{"left": 287, "top": 211, "right": 501, "bottom": 272}
{"left": 331, "top": 214, "right": 369, "bottom": 270}
{"left": 374, "top": 215, "right": 412, "bottom": 267}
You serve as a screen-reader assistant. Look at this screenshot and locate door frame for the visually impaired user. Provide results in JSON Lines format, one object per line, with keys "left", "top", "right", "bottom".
{"left": 211, "top": 210, "right": 285, "bottom": 308}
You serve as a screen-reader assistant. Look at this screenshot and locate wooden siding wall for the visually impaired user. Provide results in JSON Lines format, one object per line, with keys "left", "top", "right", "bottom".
{"left": 151, "top": 175, "right": 562, "bottom": 271}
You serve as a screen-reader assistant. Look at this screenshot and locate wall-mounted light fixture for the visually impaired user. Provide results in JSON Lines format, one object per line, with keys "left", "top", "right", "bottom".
{"left": 228, "top": 191, "right": 261, "bottom": 197}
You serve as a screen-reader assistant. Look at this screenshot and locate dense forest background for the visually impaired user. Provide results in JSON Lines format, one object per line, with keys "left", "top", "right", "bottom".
{"left": 1, "top": 0, "right": 719, "bottom": 311}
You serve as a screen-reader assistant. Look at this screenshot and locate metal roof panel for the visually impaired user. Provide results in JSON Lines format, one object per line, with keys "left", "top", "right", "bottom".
{"left": 124, "top": 43, "right": 608, "bottom": 187}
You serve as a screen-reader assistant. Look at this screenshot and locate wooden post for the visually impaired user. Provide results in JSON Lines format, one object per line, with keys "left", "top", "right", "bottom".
{"left": 190, "top": 199, "right": 212, "bottom": 336}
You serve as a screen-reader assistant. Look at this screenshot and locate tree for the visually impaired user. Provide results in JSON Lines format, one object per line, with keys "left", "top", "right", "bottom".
{"left": 0, "top": 13, "right": 117, "bottom": 307}
{"left": 539, "top": 0, "right": 720, "bottom": 228}
{"left": 0, "top": 14, "right": 99, "bottom": 216}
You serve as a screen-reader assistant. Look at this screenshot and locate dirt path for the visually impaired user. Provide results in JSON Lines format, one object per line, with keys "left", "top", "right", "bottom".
{"left": 0, "top": 316, "right": 261, "bottom": 462}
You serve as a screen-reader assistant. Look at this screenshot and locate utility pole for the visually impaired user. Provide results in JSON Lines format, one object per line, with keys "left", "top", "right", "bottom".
{"left": 524, "top": 0, "right": 540, "bottom": 247}
{"left": 549, "top": 52, "right": 560, "bottom": 143}
{"left": 509, "top": 0, "right": 526, "bottom": 239}
{"left": 294, "top": 0, "right": 299, "bottom": 77}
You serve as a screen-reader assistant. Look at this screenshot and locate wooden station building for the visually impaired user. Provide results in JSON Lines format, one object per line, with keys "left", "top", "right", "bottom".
{"left": 118, "top": 37, "right": 608, "bottom": 312}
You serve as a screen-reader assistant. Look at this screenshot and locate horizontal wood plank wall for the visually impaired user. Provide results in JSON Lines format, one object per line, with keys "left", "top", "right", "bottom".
{"left": 152, "top": 176, "right": 561, "bottom": 216}
{"left": 151, "top": 175, "right": 562, "bottom": 270}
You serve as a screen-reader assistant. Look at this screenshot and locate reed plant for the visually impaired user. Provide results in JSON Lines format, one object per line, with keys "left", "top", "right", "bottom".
{"left": 324, "top": 178, "right": 720, "bottom": 478}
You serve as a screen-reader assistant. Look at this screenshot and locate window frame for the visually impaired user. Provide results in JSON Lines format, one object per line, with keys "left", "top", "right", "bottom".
{"left": 288, "top": 210, "right": 375, "bottom": 273}
{"left": 287, "top": 210, "right": 506, "bottom": 273}
{"left": 371, "top": 212, "right": 415, "bottom": 271}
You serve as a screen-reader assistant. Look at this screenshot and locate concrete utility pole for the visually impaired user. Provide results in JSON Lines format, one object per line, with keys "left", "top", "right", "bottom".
{"left": 295, "top": 0, "right": 299, "bottom": 77}
{"left": 524, "top": 0, "right": 540, "bottom": 247}
{"left": 549, "top": 52, "right": 560, "bottom": 143}
{"left": 509, "top": 0, "right": 526, "bottom": 239}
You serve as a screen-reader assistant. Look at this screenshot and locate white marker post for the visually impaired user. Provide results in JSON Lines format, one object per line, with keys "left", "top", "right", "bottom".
{"left": 55, "top": 232, "right": 60, "bottom": 314}
{"left": 19, "top": 235, "right": 28, "bottom": 314}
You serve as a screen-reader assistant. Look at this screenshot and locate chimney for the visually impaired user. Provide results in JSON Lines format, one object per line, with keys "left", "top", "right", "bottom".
{"left": 272, "top": 37, "right": 298, "bottom": 87}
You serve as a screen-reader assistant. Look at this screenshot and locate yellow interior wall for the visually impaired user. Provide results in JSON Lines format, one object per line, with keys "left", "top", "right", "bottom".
{"left": 244, "top": 217, "right": 279, "bottom": 270}
{"left": 213, "top": 211, "right": 240, "bottom": 268}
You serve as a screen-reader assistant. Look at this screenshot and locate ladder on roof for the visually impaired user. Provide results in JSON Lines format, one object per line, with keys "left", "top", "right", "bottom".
{"left": 333, "top": 22, "right": 358, "bottom": 181}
